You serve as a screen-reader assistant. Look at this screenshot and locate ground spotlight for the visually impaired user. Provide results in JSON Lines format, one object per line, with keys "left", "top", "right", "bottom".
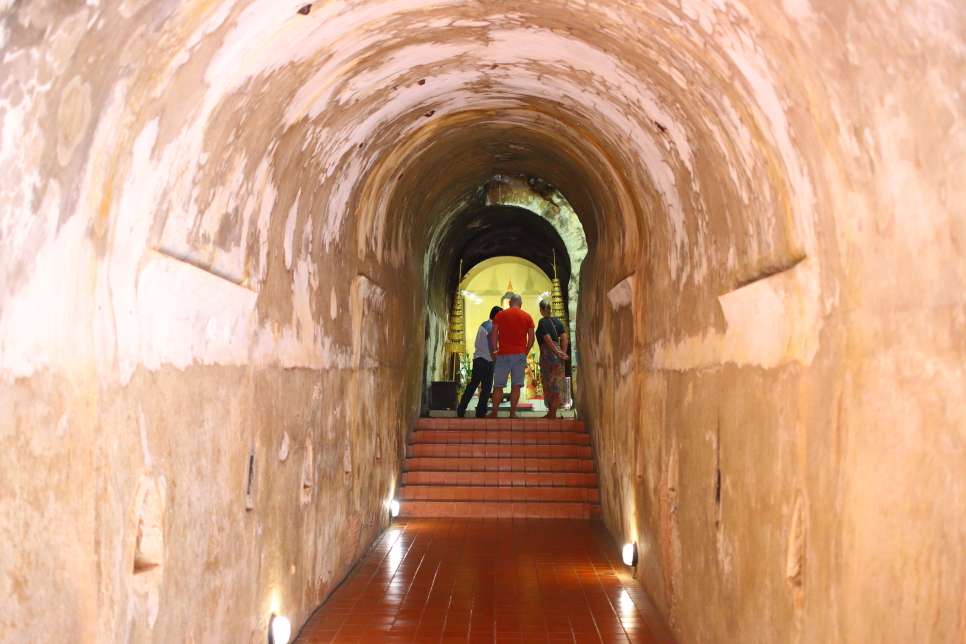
{"left": 622, "top": 543, "right": 638, "bottom": 567}
{"left": 390, "top": 500, "right": 400, "bottom": 517}
{"left": 270, "top": 614, "right": 291, "bottom": 644}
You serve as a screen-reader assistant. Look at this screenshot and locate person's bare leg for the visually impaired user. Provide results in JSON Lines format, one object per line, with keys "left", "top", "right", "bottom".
{"left": 508, "top": 385, "right": 521, "bottom": 418}
{"left": 546, "top": 400, "right": 558, "bottom": 420}
{"left": 488, "top": 388, "right": 503, "bottom": 418}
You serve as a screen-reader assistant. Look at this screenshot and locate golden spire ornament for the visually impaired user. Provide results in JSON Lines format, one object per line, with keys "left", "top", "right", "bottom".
{"left": 444, "top": 260, "right": 466, "bottom": 354}
{"left": 551, "top": 250, "right": 568, "bottom": 329}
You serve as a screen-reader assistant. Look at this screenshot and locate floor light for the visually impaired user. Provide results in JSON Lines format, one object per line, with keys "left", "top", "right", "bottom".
{"left": 390, "top": 500, "right": 400, "bottom": 517}
{"left": 622, "top": 543, "right": 638, "bottom": 567}
{"left": 270, "top": 614, "right": 291, "bottom": 644}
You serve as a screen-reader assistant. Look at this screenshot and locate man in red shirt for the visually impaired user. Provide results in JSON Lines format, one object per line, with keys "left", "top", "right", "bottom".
{"left": 488, "top": 294, "right": 536, "bottom": 418}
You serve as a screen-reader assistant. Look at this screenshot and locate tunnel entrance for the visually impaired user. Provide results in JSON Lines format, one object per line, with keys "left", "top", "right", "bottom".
{"left": 455, "top": 256, "right": 559, "bottom": 415}
{"left": 425, "top": 196, "right": 585, "bottom": 417}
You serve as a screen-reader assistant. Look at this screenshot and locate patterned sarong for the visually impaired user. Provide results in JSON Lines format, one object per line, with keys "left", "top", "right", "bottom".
{"left": 539, "top": 349, "right": 565, "bottom": 408}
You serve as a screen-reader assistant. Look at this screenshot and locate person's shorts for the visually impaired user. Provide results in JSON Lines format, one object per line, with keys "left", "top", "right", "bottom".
{"left": 493, "top": 353, "right": 527, "bottom": 388}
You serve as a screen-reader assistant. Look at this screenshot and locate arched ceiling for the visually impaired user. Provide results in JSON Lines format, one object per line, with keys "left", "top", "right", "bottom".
{"left": 443, "top": 204, "right": 570, "bottom": 295}
{"left": 6, "top": 0, "right": 959, "bottom": 383}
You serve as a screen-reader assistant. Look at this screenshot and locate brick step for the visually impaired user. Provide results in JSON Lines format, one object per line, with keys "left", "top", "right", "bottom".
{"left": 398, "top": 485, "right": 599, "bottom": 503}
{"left": 411, "top": 431, "right": 589, "bottom": 446}
{"left": 404, "top": 457, "right": 595, "bottom": 473}
{"left": 407, "top": 444, "right": 592, "bottom": 459}
{"left": 401, "top": 471, "right": 598, "bottom": 487}
{"left": 416, "top": 418, "right": 586, "bottom": 433}
{"left": 398, "top": 500, "right": 602, "bottom": 519}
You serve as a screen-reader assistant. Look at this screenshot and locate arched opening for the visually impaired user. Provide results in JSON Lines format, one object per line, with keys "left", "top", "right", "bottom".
{"left": 421, "top": 197, "right": 585, "bottom": 415}
{"left": 415, "top": 188, "right": 583, "bottom": 412}
{"left": 449, "top": 256, "right": 557, "bottom": 415}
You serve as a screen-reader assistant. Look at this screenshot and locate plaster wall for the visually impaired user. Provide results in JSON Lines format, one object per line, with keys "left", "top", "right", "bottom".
{"left": 1, "top": 1, "right": 964, "bottom": 643}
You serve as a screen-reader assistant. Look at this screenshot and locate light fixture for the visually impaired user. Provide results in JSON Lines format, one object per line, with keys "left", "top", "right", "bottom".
{"left": 622, "top": 543, "right": 638, "bottom": 567}
{"left": 390, "top": 500, "right": 400, "bottom": 517}
{"left": 270, "top": 614, "right": 291, "bottom": 644}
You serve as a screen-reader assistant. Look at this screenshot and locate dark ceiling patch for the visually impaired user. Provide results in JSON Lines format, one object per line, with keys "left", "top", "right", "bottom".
{"left": 443, "top": 205, "right": 571, "bottom": 294}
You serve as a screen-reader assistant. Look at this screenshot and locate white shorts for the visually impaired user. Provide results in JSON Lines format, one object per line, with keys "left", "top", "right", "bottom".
{"left": 493, "top": 353, "right": 527, "bottom": 388}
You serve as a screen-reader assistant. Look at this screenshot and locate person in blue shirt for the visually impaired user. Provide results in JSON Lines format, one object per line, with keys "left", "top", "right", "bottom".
{"left": 456, "top": 306, "right": 503, "bottom": 418}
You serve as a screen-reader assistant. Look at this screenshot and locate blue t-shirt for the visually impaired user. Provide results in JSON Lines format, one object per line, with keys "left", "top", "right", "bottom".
{"left": 472, "top": 320, "right": 494, "bottom": 361}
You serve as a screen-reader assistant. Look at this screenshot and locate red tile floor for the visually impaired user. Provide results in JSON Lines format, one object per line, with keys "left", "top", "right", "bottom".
{"left": 294, "top": 518, "right": 675, "bottom": 644}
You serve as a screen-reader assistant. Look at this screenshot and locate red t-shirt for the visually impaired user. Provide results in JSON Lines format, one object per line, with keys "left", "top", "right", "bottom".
{"left": 493, "top": 307, "right": 535, "bottom": 355}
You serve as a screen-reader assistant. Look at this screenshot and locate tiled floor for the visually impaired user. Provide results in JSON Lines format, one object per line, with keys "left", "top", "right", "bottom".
{"left": 294, "top": 518, "right": 675, "bottom": 644}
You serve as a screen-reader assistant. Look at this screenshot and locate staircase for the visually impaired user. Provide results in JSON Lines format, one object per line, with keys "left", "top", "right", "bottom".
{"left": 397, "top": 418, "right": 601, "bottom": 519}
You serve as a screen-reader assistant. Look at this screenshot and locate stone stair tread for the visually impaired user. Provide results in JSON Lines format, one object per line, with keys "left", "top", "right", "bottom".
{"left": 401, "top": 471, "right": 598, "bottom": 486}
{"left": 399, "top": 418, "right": 600, "bottom": 519}
{"left": 398, "top": 500, "right": 602, "bottom": 519}
{"left": 411, "top": 431, "right": 589, "bottom": 446}
{"left": 398, "top": 485, "right": 599, "bottom": 502}
{"left": 403, "top": 457, "right": 596, "bottom": 472}
{"left": 415, "top": 418, "right": 586, "bottom": 432}
{"left": 407, "top": 444, "right": 592, "bottom": 458}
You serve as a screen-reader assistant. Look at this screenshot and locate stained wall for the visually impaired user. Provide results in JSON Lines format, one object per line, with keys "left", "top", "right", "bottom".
{"left": 1, "top": 1, "right": 964, "bottom": 643}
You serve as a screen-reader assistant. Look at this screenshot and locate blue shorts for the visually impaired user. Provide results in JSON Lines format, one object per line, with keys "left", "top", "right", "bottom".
{"left": 493, "top": 353, "right": 527, "bottom": 388}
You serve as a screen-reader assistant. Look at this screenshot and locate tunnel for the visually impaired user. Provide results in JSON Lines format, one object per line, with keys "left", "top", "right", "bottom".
{"left": 1, "top": 1, "right": 965, "bottom": 643}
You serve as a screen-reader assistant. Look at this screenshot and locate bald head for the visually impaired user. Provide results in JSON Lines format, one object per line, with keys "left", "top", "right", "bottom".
{"left": 509, "top": 294, "right": 523, "bottom": 308}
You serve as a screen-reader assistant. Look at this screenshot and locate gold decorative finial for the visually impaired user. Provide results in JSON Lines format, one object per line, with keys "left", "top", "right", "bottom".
{"left": 550, "top": 250, "right": 568, "bottom": 329}
{"left": 445, "top": 260, "right": 466, "bottom": 354}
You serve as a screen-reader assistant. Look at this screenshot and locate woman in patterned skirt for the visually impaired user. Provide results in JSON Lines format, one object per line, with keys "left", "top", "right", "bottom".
{"left": 536, "top": 299, "right": 570, "bottom": 419}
